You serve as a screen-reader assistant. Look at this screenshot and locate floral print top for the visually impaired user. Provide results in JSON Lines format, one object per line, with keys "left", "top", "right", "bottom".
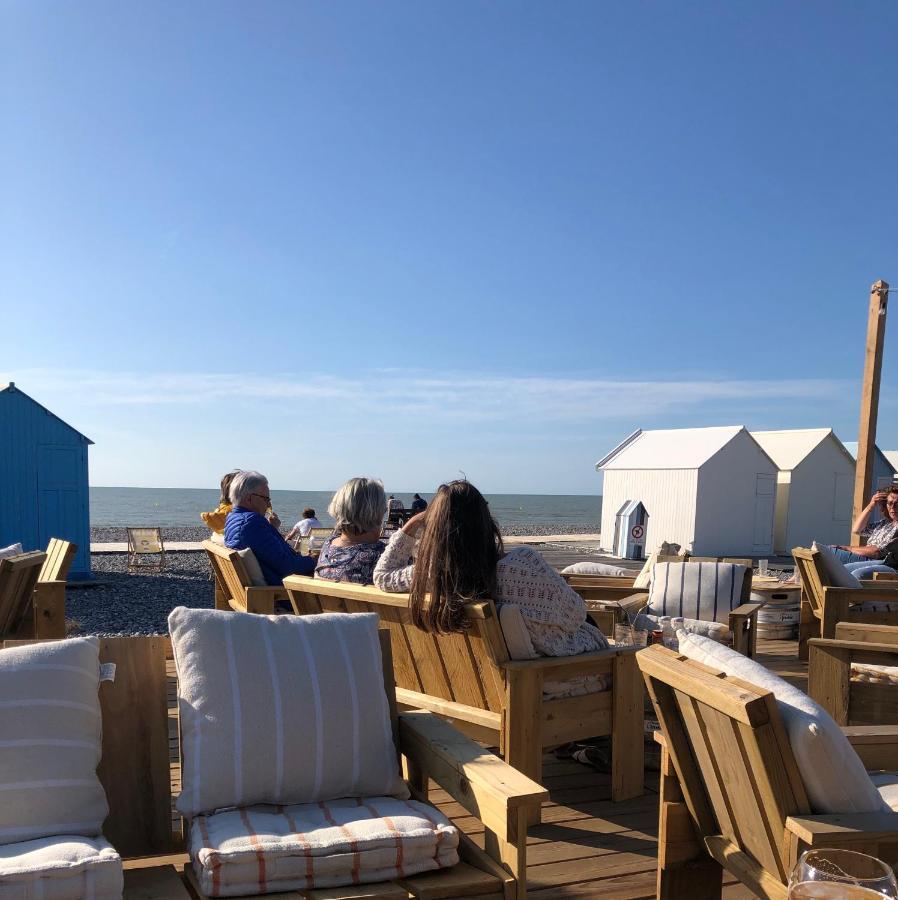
{"left": 315, "top": 537, "right": 386, "bottom": 585}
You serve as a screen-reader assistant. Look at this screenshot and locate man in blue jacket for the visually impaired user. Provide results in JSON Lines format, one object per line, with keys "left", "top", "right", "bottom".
{"left": 224, "top": 470, "right": 316, "bottom": 586}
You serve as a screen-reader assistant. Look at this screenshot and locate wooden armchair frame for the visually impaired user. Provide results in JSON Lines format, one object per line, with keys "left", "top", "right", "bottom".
{"left": 31, "top": 538, "right": 75, "bottom": 639}
{"left": 638, "top": 644, "right": 898, "bottom": 899}
{"left": 202, "top": 539, "right": 287, "bottom": 613}
{"left": 2, "top": 631, "right": 545, "bottom": 900}
{"left": 793, "top": 546, "right": 898, "bottom": 660}
{"left": 0, "top": 551, "right": 47, "bottom": 639}
{"left": 284, "top": 575, "right": 645, "bottom": 818}
{"left": 809, "top": 622, "right": 898, "bottom": 725}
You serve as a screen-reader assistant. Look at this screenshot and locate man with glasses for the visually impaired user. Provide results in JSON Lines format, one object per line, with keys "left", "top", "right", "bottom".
{"left": 829, "top": 485, "right": 898, "bottom": 579}
{"left": 224, "top": 470, "right": 315, "bottom": 586}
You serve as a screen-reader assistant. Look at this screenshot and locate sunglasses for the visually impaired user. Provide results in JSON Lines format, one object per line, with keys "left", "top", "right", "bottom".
{"left": 252, "top": 493, "right": 272, "bottom": 504}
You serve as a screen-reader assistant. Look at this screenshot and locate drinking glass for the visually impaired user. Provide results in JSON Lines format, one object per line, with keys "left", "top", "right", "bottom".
{"left": 787, "top": 849, "right": 898, "bottom": 898}
{"left": 613, "top": 624, "right": 633, "bottom": 646}
{"left": 759, "top": 559, "right": 770, "bottom": 577}
{"left": 631, "top": 629, "right": 648, "bottom": 648}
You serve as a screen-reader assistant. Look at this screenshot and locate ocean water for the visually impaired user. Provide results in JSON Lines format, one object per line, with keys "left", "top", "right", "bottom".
{"left": 89, "top": 486, "right": 602, "bottom": 530}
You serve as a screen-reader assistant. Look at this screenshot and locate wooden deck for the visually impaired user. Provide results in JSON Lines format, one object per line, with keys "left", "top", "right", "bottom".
{"left": 163, "top": 636, "right": 802, "bottom": 898}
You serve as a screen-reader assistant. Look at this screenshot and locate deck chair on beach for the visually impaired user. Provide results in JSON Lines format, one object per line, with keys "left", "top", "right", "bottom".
{"left": 126, "top": 526, "right": 166, "bottom": 573}
{"left": 0, "top": 551, "right": 47, "bottom": 638}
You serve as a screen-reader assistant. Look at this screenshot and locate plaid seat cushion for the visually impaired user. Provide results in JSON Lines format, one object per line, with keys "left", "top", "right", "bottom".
{"left": 647, "top": 562, "right": 747, "bottom": 625}
{"left": 0, "top": 835, "right": 122, "bottom": 900}
{"left": 189, "top": 797, "right": 459, "bottom": 897}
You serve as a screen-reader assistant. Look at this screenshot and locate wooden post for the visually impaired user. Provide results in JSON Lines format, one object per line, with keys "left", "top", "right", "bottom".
{"left": 852, "top": 280, "right": 889, "bottom": 544}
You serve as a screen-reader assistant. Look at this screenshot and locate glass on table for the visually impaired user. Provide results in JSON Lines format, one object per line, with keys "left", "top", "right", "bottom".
{"left": 758, "top": 558, "right": 770, "bottom": 577}
{"left": 631, "top": 628, "right": 648, "bottom": 648}
{"left": 613, "top": 624, "right": 633, "bottom": 646}
{"left": 788, "top": 849, "right": 898, "bottom": 898}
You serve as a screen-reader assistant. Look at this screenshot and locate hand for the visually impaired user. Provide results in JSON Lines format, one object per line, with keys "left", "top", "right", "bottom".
{"left": 267, "top": 511, "right": 282, "bottom": 530}
{"left": 402, "top": 511, "right": 427, "bottom": 536}
{"left": 872, "top": 491, "right": 890, "bottom": 509}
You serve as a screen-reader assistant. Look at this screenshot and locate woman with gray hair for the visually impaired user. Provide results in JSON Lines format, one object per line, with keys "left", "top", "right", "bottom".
{"left": 315, "top": 477, "right": 387, "bottom": 585}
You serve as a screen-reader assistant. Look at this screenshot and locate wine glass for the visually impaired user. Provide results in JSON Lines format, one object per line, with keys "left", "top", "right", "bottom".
{"left": 788, "top": 849, "right": 898, "bottom": 898}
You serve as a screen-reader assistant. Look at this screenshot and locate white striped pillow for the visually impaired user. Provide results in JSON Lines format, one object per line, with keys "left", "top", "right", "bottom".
{"left": 169, "top": 607, "right": 409, "bottom": 818}
{"left": 0, "top": 637, "right": 108, "bottom": 846}
{"left": 646, "top": 562, "right": 747, "bottom": 625}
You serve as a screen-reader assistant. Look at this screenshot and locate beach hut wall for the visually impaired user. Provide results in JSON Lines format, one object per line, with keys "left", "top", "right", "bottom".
{"left": 596, "top": 425, "right": 778, "bottom": 557}
{"left": 0, "top": 383, "right": 92, "bottom": 578}
{"left": 752, "top": 429, "right": 857, "bottom": 554}
{"left": 840, "top": 440, "right": 897, "bottom": 492}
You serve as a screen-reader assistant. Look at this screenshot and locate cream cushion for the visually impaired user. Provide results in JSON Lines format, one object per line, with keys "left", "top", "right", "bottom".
{"left": 677, "top": 630, "right": 888, "bottom": 814}
{"left": 0, "top": 543, "right": 23, "bottom": 560}
{"left": 647, "top": 562, "right": 746, "bottom": 625}
{"left": 561, "top": 562, "right": 628, "bottom": 577}
{"left": 0, "top": 835, "right": 122, "bottom": 899}
{"left": 812, "top": 541, "right": 860, "bottom": 589}
{"left": 189, "top": 798, "right": 459, "bottom": 896}
{"left": 0, "top": 638, "right": 107, "bottom": 845}
{"left": 169, "top": 607, "right": 408, "bottom": 817}
{"left": 633, "top": 613, "right": 731, "bottom": 643}
{"left": 869, "top": 773, "right": 898, "bottom": 811}
{"left": 851, "top": 662, "right": 898, "bottom": 685}
{"left": 633, "top": 552, "right": 658, "bottom": 590}
{"left": 236, "top": 548, "right": 266, "bottom": 586}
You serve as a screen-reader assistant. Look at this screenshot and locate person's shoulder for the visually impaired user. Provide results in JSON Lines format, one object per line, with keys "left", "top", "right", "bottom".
{"left": 500, "top": 546, "right": 546, "bottom": 568}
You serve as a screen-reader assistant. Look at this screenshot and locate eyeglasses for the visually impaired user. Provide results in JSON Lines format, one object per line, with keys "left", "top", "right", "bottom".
{"left": 886, "top": 500, "right": 898, "bottom": 507}
{"left": 252, "top": 493, "right": 271, "bottom": 504}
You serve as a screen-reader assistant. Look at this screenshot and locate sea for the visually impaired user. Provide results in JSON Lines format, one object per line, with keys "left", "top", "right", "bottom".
{"left": 90, "top": 487, "right": 602, "bottom": 532}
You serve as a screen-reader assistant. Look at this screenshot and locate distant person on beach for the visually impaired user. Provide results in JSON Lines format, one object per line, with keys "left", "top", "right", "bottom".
{"left": 386, "top": 495, "right": 405, "bottom": 526}
{"left": 284, "top": 508, "right": 323, "bottom": 545}
{"left": 225, "top": 471, "right": 315, "bottom": 585}
{"left": 373, "top": 480, "right": 608, "bottom": 656}
{"left": 827, "top": 486, "right": 898, "bottom": 579}
{"left": 315, "top": 478, "right": 387, "bottom": 585}
{"left": 200, "top": 470, "right": 242, "bottom": 539}
{"left": 410, "top": 493, "right": 427, "bottom": 514}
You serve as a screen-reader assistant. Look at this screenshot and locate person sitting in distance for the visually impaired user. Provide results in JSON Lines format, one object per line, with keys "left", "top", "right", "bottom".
{"left": 225, "top": 470, "right": 315, "bottom": 585}
{"left": 284, "top": 507, "right": 323, "bottom": 545}
{"left": 386, "top": 494, "right": 405, "bottom": 527}
{"left": 201, "top": 469, "right": 242, "bottom": 540}
{"left": 828, "top": 486, "right": 898, "bottom": 579}
{"left": 315, "top": 478, "right": 387, "bottom": 585}
{"left": 410, "top": 493, "right": 428, "bottom": 514}
{"left": 373, "top": 479, "right": 607, "bottom": 656}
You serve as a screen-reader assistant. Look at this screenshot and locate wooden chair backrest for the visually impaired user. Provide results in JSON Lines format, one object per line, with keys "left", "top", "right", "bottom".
{"left": 0, "top": 552, "right": 46, "bottom": 636}
{"left": 792, "top": 547, "right": 833, "bottom": 617}
{"left": 310, "top": 527, "right": 334, "bottom": 538}
{"left": 285, "top": 576, "right": 510, "bottom": 713}
{"left": 38, "top": 539, "right": 77, "bottom": 583}
{"left": 203, "top": 540, "right": 253, "bottom": 604}
{"left": 638, "top": 645, "right": 810, "bottom": 883}
{"left": 127, "top": 527, "right": 164, "bottom": 554}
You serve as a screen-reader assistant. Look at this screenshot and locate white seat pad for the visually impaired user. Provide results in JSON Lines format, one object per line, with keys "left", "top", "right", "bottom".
{"left": 0, "top": 835, "right": 122, "bottom": 900}
{"left": 851, "top": 663, "right": 898, "bottom": 685}
{"left": 190, "top": 797, "right": 459, "bottom": 897}
{"left": 869, "top": 773, "right": 898, "bottom": 811}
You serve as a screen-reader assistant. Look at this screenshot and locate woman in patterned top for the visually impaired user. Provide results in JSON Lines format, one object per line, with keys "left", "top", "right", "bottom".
{"left": 314, "top": 478, "right": 386, "bottom": 585}
{"left": 373, "top": 480, "right": 607, "bottom": 656}
{"left": 829, "top": 485, "right": 898, "bottom": 579}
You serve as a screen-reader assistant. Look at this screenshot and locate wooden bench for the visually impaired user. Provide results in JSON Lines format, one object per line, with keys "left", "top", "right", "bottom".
{"left": 809, "top": 622, "right": 898, "bottom": 725}
{"left": 794, "top": 545, "right": 898, "bottom": 659}
{"left": 2, "top": 632, "right": 544, "bottom": 900}
{"left": 638, "top": 643, "right": 898, "bottom": 899}
{"left": 202, "top": 539, "right": 287, "bottom": 613}
{"left": 283, "top": 575, "right": 645, "bottom": 815}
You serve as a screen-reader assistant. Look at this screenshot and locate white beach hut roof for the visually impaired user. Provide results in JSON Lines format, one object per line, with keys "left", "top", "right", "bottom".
{"left": 841, "top": 441, "right": 898, "bottom": 473}
{"left": 596, "top": 425, "right": 745, "bottom": 471}
{"left": 885, "top": 451, "right": 898, "bottom": 471}
{"left": 750, "top": 428, "right": 849, "bottom": 471}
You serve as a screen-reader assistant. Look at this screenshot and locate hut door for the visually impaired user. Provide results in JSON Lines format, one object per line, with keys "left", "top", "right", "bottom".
{"left": 752, "top": 473, "right": 775, "bottom": 550}
{"left": 36, "top": 445, "right": 81, "bottom": 548}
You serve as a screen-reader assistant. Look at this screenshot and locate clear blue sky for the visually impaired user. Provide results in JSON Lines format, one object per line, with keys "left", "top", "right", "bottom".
{"left": 2, "top": 1, "right": 897, "bottom": 493}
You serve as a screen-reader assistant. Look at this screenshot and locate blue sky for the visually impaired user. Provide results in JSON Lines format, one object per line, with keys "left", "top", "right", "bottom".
{"left": 2, "top": 1, "right": 897, "bottom": 494}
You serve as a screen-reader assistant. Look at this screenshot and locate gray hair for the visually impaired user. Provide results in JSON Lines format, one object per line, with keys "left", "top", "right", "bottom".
{"left": 328, "top": 477, "right": 386, "bottom": 536}
{"left": 230, "top": 470, "right": 269, "bottom": 506}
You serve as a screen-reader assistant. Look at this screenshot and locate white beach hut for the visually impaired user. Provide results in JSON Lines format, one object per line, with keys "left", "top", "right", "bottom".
{"left": 596, "top": 425, "right": 777, "bottom": 557}
{"left": 841, "top": 442, "right": 897, "bottom": 492}
{"left": 751, "top": 429, "right": 856, "bottom": 554}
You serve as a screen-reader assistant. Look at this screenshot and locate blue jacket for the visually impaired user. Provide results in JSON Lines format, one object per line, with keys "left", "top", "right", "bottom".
{"left": 224, "top": 507, "right": 315, "bottom": 586}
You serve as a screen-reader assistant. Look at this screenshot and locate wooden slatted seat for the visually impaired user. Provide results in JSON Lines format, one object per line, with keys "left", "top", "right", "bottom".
{"left": 794, "top": 545, "right": 898, "bottom": 659}
{"left": 202, "top": 539, "right": 287, "bottom": 613}
{"left": 2, "top": 630, "right": 544, "bottom": 900}
{"left": 809, "top": 622, "right": 898, "bottom": 725}
{"left": 283, "top": 575, "right": 645, "bottom": 814}
{"left": 0, "top": 551, "right": 47, "bottom": 639}
{"left": 639, "top": 643, "right": 898, "bottom": 899}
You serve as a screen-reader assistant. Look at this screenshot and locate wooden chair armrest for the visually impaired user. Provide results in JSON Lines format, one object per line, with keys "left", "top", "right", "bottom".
{"left": 32, "top": 580, "right": 66, "bottom": 639}
{"left": 842, "top": 725, "right": 898, "bottom": 770}
{"left": 786, "top": 811, "right": 898, "bottom": 846}
{"left": 872, "top": 572, "right": 898, "bottom": 581}
{"left": 825, "top": 586, "right": 898, "bottom": 603}
{"left": 500, "top": 646, "right": 633, "bottom": 672}
{"left": 809, "top": 638, "right": 898, "bottom": 656}
{"left": 244, "top": 586, "right": 287, "bottom": 614}
{"left": 398, "top": 710, "right": 546, "bottom": 840}
{"left": 615, "top": 592, "right": 648, "bottom": 615}
{"left": 728, "top": 601, "right": 763, "bottom": 620}
{"left": 576, "top": 585, "right": 646, "bottom": 603}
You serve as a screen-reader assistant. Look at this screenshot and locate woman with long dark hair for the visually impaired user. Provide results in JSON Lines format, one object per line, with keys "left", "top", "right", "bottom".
{"left": 373, "top": 480, "right": 607, "bottom": 655}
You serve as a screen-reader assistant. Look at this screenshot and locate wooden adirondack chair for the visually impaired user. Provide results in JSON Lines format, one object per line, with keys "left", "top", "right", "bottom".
{"left": 0, "top": 551, "right": 46, "bottom": 638}
{"left": 126, "top": 526, "right": 166, "bottom": 573}
{"left": 284, "top": 575, "right": 645, "bottom": 817}
{"left": 809, "top": 622, "right": 898, "bottom": 725}
{"left": 202, "top": 540, "right": 287, "bottom": 613}
{"left": 638, "top": 643, "right": 898, "bottom": 899}
{"left": 2, "top": 632, "right": 545, "bottom": 900}
{"left": 793, "top": 546, "right": 898, "bottom": 659}
{"left": 32, "top": 538, "right": 75, "bottom": 639}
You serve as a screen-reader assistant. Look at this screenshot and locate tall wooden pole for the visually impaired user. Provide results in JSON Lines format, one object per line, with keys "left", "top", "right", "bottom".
{"left": 852, "top": 279, "right": 890, "bottom": 543}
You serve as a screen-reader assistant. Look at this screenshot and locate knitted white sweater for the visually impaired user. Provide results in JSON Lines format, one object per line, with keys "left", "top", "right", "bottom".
{"left": 372, "top": 530, "right": 608, "bottom": 657}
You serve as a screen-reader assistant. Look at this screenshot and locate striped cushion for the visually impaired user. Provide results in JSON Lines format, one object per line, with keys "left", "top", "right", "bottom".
{"left": 646, "top": 562, "right": 747, "bottom": 625}
{"left": 169, "top": 607, "right": 408, "bottom": 817}
{"left": 0, "top": 835, "right": 122, "bottom": 899}
{"left": 0, "top": 638, "right": 107, "bottom": 846}
{"left": 189, "top": 798, "right": 459, "bottom": 896}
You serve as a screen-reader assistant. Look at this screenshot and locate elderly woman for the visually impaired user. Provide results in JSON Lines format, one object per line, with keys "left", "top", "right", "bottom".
{"left": 315, "top": 478, "right": 387, "bottom": 585}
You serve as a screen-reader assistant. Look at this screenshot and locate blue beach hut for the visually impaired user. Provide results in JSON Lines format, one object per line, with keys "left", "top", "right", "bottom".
{"left": 0, "top": 383, "right": 93, "bottom": 578}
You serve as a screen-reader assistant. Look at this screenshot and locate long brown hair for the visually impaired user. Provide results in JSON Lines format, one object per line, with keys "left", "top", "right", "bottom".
{"left": 409, "top": 481, "right": 504, "bottom": 634}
